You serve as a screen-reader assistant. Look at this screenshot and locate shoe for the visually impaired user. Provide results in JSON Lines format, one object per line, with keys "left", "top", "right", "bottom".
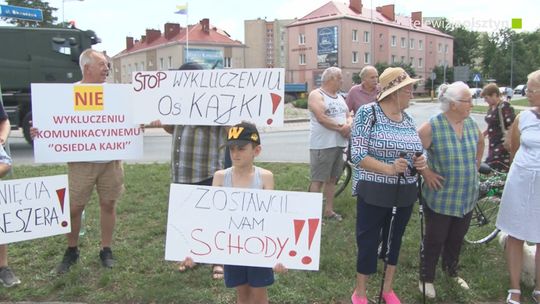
{"left": 99, "top": 247, "right": 114, "bottom": 268}
{"left": 532, "top": 289, "right": 540, "bottom": 304}
{"left": 382, "top": 290, "right": 401, "bottom": 304}
{"left": 418, "top": 281, "right": 436, "bottom": 299}
{"left": 506, "top": 289, "right": 520, "bottom": 304}
{"left": 351, "top": 291, "right": 368, "bottom": 304}
{"left": 323, "top": 212, "right": 343, "bottom": 222}
{"left": 211, "top": 264, "right": 223, "bottom": 280}
{"left": 0, "top": 267, "right": 21, "bottom": 287}
{"left": 453, "top": 276, "right": 470, "bottom": 290}
{"left": 55, "top": 247, "right": 79, "bottom": 274}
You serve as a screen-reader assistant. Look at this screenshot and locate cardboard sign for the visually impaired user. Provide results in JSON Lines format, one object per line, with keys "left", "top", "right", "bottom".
{"left": 131, "top": 68, "right": 285, "bottom": 126}
{"left": 165, "top": 184, "right": 323, "bottom": 271}
{"left": 0, "top": 175, "right": 70, "bottom": 245}
{"left": 31, "top": 84, "right": 143, "bottom": 163}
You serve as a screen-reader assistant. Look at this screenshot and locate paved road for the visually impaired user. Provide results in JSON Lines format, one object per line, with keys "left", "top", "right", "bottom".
{"left": 7, "top": 102, "right": 491, "bottom": 165}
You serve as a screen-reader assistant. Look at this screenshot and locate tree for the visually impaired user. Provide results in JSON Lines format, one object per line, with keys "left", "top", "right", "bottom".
{"left": 1, "top": 0, "right": 58, "bottom": 27}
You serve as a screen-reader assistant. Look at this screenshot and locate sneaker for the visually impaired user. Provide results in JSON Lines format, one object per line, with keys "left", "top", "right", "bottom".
{"left": 0, "top": 267, "right": 21, "bottom": 287}
{"left": 99, "top": 247, "right": 114, "bottom": 268}
{"left": 454, "top": 276, "right": 470, "bottom": 290}
{"left": 418, "top": 281, "right": 436, "bottom": 299}
{"left": 55, "top": 248, "right": 79, "bottom": 274}
{"left": 382, "top": 290, "right": 401, "bottom": 304}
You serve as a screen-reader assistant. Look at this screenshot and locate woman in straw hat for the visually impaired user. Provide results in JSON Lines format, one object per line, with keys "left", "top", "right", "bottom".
{"left": 350, "top": 67, "right": 427, "bottom": 304}
{"left": 417, "top": 81, "right": 484, "bottom": 299}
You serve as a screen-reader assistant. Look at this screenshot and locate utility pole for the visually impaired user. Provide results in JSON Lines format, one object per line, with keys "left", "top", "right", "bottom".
{"left": 510, "top": 39, "right": 514, "bottom": 88}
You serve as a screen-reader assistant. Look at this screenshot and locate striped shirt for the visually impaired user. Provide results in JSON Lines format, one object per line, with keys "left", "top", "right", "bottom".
{"left": 423, "top": 113, "right": 480, "bottom": 217}
{"left": 171, "top": 125, "right": 227, "bottom": 184}
{"left": 351, "top": 102, "right": 423, "bottom": 205}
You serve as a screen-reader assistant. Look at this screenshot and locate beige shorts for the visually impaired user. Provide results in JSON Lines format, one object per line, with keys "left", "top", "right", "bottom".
{"left": 310, "top": 147, "right": 344, "bottom": 182}
{"left": 68, "top": 161, "right": 124, "bottom": 206}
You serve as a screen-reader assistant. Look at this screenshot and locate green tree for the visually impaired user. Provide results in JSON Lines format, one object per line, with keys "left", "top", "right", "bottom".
{"left": 1, "top": 0, "right": 58, "bottom": 27}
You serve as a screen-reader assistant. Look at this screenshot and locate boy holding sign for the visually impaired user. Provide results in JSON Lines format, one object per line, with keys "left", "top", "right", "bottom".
{"left": 184, "top": 122, "right": 286, "bottom": 303}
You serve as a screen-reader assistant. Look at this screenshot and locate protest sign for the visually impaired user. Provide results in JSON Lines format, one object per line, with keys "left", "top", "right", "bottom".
{"left": 31, "top": 84, "right": 143, "bottom": 163}
{"left": 165, "top": 184, "right": 322, "bottom": 271}
{"left": 131, "top": 68, "right": 285, "bottom": 126}
{"left": 0, "top": 175, "right": 69, "bottom": 245}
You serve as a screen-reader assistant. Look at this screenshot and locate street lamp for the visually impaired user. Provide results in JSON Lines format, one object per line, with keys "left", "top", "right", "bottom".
{"left": 62, "top": 0, "right": 83, "bottom": 25}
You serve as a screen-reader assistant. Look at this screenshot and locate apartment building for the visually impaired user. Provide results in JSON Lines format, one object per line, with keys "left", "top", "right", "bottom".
{"left": 244, "top": 18, "right": 295, "bottom": 68}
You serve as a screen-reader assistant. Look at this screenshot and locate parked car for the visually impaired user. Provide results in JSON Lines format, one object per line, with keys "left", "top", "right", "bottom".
{"left": 469, "top": 88, "right": 481, "bottom": 99}
{"left": 514, "top": 84, "right": 526, "bottom": 96}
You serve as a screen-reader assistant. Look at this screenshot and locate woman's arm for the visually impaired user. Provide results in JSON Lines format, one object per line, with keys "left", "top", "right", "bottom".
{"left": 417, "top": 122, "right": 445, "bottom": 190}
{"left": 507, "top": 114, "right": 521, "bottom": 160}
{"left": 476, "top": 129, "right": 485, "bottom": 169}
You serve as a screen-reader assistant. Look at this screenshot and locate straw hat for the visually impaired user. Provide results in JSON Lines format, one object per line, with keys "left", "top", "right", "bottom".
{"left": 377, "top": 67, "right": 420, "bottom": 101}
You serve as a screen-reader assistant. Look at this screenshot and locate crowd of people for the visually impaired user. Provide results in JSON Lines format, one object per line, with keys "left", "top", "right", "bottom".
{"left": 1, "top": 48, "right": 539, "bottom": 304}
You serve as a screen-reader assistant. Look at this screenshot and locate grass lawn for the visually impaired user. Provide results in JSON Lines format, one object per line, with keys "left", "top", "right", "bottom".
{"left": 0, "top": 163, "right": 515, "bottom": 303}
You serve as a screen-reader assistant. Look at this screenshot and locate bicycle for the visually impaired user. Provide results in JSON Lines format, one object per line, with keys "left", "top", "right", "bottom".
{"left": 464, "top": 163, "right": 508, "bottom": 244}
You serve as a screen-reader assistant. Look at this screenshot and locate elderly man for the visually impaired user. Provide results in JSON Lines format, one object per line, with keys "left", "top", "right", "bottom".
{"left": 346, "top": 65, "right": 379, "bottom": 114}
{"left": 308, "top": 67, "right": 352, "bottom": 221}
{"left": 32, "top": 49, "right": 123, "bottom": 273}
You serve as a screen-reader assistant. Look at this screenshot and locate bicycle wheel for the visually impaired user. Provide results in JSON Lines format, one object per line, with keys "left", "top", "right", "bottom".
{"left": 334, "top": 162, "right": 352, "bottom": 198}
{"left": 464, "top": 196, "right": 501, "bottom": 244}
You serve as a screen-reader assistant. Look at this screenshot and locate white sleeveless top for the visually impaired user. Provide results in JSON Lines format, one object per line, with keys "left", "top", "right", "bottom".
{"left": 223, "top": 167, "right": 263, "bottom": 189}
{"left": 309, "top": 89, "right": 348, "bottom": 149}
{"left": 513, "top": 110, "right": 540, "bottom": 170}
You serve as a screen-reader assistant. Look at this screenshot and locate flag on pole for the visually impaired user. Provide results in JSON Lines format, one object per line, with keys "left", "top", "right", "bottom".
{"left": 175, "top": 4, "right": 188, "bottom": 15}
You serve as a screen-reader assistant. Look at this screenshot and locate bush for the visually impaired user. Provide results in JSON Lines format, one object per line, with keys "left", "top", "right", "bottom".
{"left": 292, "top": 98, "right": 308, "bottom": 109}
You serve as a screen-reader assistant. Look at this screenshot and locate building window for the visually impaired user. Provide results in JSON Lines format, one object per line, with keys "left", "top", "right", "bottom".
{"left": 401, "top": 56, "right": 405, "bottom": 63}
{"left": 363, "top": 31, "right": 370, "bottom": 43}
{"left": 134, "top": 62, "right": 139, "bottom": 71}
{"left": 159, "top": 58, "right": 164, "bottom": 70}
{"left": 410, "top": 57, "right": 414, "bottom": 65}
{"left": 141, "top": 61, "right": 145, "bottom": 70}
{"left": 168, "top": 56, "right": 172, "bottom": 69}
{"left": 224, "top": 57, "right": 232, "bottom": 68}
{"left": 299, "top": 54, "right": 306, "bottom": 65}
{"left": 418, "top": 58, "right": 423, "bottom": 68}
{"left": 298, "top": 33, "right": 305, "bottom": 45}
{"left": 418, "top": 40, "right": 423, "bottom": 50}
{"left": 364, "top": 52, "right": 371, "bottom": 64}
{"left": 445, "top": 44, "right": 449, "bottom": 53}
{"left": 391, "top": 55, "right": 396, "bottom": 63}
{"left": 352, "top": 51, "right": 358, "bottom": 63}
{"left": 391, "top": 35, "right": 396, "bottom": 47}
{"left": 352, "top": 29, "right": 358, "bottom": 42}
{"left": 401, "top": 37, "right": 406, "bottom": 48}
{"left": 410, "top": 38, "right": 415, "bottom": 49}
{"left": 438, "top": 43, "right": 442, "bottom": 53}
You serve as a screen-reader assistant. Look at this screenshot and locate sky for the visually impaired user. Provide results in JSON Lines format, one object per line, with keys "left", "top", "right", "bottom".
{"left": 1, "top": 0, "right": 539, "bottom": 56}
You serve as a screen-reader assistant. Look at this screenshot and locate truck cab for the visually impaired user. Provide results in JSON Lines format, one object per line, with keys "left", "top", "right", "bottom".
{"left": 0, "top": 26, "right": 99, "bottom": 143}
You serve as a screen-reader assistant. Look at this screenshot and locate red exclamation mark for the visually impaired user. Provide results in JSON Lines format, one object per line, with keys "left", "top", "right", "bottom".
{"left": 301, "top": 218, "right": 320, "bottom": 265}
{"left": 56, "top": 188, "right": 68, "bottom": 227}
{"left": 289, "top": 219, "right": 305, "bottom": 257}
{"left": 266, "top": 93, "right": 282, "bottom": 125}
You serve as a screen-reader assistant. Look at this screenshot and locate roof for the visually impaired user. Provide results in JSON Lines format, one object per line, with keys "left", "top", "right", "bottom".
{"left": 288, "top": 1, "right": 452, "bottom": 38}
{"left": 113, "top": 22, "right": 243, "bottom": 58}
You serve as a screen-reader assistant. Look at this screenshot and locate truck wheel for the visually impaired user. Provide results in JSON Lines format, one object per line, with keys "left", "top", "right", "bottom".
{"left": 22, "top": 112, "right": 33, "bottom": 145}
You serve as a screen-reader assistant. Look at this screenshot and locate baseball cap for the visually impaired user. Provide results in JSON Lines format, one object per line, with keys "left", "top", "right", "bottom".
{"left": 227, "top": 122, "right": 261, "bottom": 147}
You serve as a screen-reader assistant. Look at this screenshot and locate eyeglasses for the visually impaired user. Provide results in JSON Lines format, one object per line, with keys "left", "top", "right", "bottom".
{"left": 525, "top": 88, "right": 540, "bottom": 95}
{"left": 457, "top": 99, "right": 473, "bottom": 104}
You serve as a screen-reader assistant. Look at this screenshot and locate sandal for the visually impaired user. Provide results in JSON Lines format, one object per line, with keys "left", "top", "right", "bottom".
{"left": 506, "top": 289, "right": 520, "bottom": 304}
{"left": 532, "top": 290, "right": 540, "bottom": 304}
{"left": 212, "top": 264, "right": 224, "bottom": 280}
{"left": 323, "top": 212, "right": 343, "bottom": 222}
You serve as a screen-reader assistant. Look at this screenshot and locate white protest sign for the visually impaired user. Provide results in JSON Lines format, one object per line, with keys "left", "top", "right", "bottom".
{"left": 31, "top": 83, "right": 144, "bottom": 163}
{"left": 131, "top": 68, "right": 285, "bottom": 126}
{"left": 165, "top": 184, "right": 322, "bottom": 271}
{"left": 0, "top": 175, "right": 70, "bottom": 245}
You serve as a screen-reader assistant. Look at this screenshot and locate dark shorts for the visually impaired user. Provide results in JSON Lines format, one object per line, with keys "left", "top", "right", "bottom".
{"left": 224, "top": 265, "right": 274, "bottom": 288}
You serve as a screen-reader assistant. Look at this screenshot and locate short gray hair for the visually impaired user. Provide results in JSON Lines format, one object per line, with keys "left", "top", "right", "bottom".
{"left": 359, "top": 65, "right": 377, "bottom": 80}
{"left": 79, "top": 49, "right": 101, "bottom": 73}
{"left": 321, "top": 67, "right": 342, "bottom": 84}
{"left": 528, "top": 69, "right": 540, "bottom": 85}
{"left": 438, "top": 81, "right": 470, "bottom": 111}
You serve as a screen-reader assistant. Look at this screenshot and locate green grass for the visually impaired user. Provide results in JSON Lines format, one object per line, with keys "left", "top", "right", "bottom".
{"left": 0, "top": 163, "right": 513, "bottom": 303}
{"left": 510, "top": 97, "right": 529, "bottom": 107}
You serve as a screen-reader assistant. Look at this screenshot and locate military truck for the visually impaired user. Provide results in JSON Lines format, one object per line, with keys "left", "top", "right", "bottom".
{"left": 0, "top": 26, "right": 100, "bottom": 143}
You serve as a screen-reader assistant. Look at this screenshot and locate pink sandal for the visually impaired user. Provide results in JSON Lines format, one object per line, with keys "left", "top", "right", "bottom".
{"left": 351, "top": 291, "right": 368, "bottom": 304}
{"left": 382, "top": 290, "right": 401, "bottom": 304}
